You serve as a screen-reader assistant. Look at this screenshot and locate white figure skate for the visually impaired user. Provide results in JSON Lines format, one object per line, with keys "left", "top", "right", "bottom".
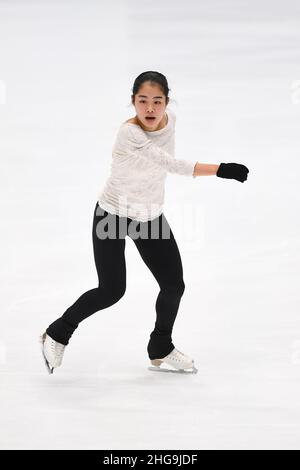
{"left": 40, "top": 332, "right": 66, "bottom": 374}
{"left": 148, "top": 348, "right": 198, "bottom": 374}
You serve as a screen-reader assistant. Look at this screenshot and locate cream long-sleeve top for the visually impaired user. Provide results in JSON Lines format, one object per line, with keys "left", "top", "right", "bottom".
{"left": 97, "top": 108, "right": 197, "bottom": 222}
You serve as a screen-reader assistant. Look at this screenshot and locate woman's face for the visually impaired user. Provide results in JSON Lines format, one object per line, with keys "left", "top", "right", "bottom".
{"left": 133, "top": 81, "right": 168, "bottom": 131}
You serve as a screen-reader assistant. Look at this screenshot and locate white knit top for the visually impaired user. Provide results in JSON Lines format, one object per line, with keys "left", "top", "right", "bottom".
{"left": 97, "top": 108, "right": 197, "bottom": 222}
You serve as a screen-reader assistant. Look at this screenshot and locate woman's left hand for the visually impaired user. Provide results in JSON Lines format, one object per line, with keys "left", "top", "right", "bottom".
{"left": 216, "top": 163, "right": 249, "bottom": 183}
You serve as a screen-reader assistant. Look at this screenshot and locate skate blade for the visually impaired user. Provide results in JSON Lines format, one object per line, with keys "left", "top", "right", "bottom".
{"left": 42, "top": 351, "right": 54, "bottom": 374}
{"left": 148, "top": 365, "right": 198, "bottom": 374}
{"left": 39, "top": 335, "right": 54, "bottom": 374}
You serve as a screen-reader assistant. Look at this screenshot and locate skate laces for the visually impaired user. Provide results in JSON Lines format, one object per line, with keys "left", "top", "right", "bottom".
{"left": 50, "top": 338, "right": 65, "bottom": 358}
{"left": 170, "top": 349, "right": 186, "bottom": 362}
{"left": 170, "top": 348, "right": 192, "bottom": 364}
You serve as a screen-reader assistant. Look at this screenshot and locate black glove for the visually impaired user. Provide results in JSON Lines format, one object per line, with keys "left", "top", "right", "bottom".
{"left": 216, "top": 163, "right": 249, "bottom": 183}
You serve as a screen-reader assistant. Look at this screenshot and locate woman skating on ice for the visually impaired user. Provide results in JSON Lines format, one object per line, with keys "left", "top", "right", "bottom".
{"left": 40, "top": 71, "right": 249, "bottom": 374}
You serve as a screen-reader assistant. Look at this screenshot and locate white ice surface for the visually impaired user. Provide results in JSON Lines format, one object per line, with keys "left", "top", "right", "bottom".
{"left": 1, "top": 0, "right": 300, "bottom": 450}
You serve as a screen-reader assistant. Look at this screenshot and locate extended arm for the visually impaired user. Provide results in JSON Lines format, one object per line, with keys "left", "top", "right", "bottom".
{"left": 125, "top": 125, "right": 249, "bottom": 182}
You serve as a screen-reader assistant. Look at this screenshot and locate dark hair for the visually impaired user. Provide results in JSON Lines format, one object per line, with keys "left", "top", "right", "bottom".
{"left": 130, "top": 71, "right": 173, "bottom": 106}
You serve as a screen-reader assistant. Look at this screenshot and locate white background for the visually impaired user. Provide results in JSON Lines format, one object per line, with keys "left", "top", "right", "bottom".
{"left": 0, "top": 0, "right": 300, "bottom": 450}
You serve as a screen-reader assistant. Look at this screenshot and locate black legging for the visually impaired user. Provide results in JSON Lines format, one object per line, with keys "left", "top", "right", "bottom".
{"left": 46, "top": 201, "right": 186, "bottom": 360}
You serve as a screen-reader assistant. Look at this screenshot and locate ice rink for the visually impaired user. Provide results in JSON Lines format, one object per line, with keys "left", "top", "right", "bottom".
{"left": 1, "top": 0, "right": 300, "bottom": 450}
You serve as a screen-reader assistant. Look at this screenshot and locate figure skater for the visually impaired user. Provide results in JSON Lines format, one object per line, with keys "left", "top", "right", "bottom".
{"left": 40, "top": 70, "right": 249, "bottom": 374}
